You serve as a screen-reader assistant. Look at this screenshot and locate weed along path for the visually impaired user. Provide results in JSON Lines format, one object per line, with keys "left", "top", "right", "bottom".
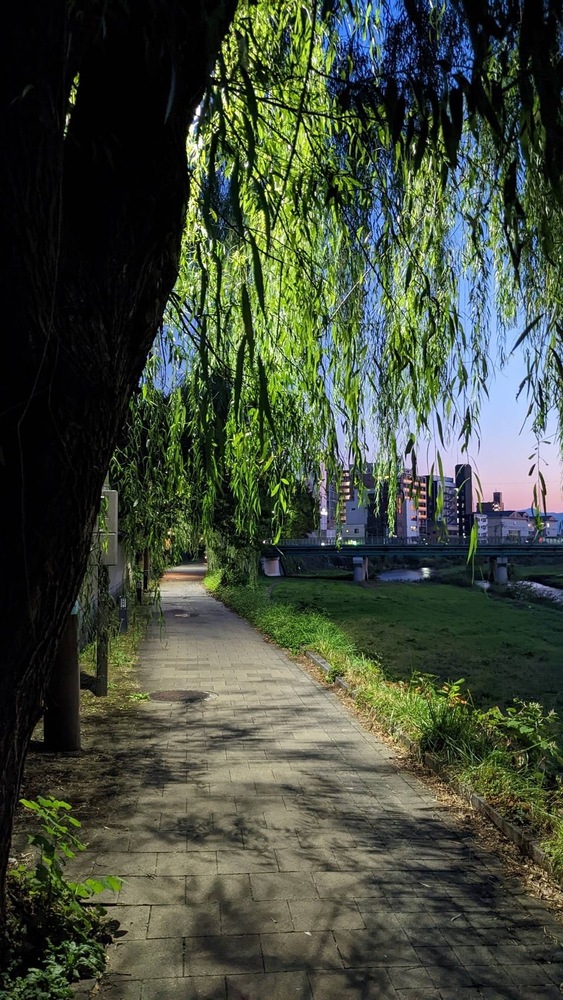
{"left": 87, "top": 565, "right": 563, "bottom": 999}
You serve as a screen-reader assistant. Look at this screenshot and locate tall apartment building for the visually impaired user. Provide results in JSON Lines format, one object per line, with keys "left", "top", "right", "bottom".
{"left": 317, "top": 466, "right": 340, "bottom": 536}
{"left": 396, "top": 470, "right": 428, "bottom": 541}
{"left": 455, "top": 463, "right": 473, "bottom": 538}
{"left": 426, "top": 475, "right": 458, "bottom": 538}
{"left": 338, "top": 468, "right": 353, "bottom": 522}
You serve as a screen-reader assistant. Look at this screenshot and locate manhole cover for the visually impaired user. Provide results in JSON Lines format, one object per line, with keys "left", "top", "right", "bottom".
{"left": 149, "top": 689, "right": 215, "bottom": 704}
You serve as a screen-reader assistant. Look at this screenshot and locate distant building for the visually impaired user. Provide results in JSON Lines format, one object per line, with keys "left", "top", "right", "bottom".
{"left": 318, "top": 480, "right": 338, "bottom": 535}
{"left": 480, "top": 490, "right": 504, "bottom": 513}
{"left": 338, "top": 468, "right": 353, "bottom": 523}
{"left": 455, "top": 464, "right": 473, "bottom": 539}
{"left": 342, "top": 487, "right": 367, "bottom": 540}
{"left": 481, "top": 510, "right": 529, "bottom": 542}
{"left": 525, "top": 513, "right": 559, "bottom": 542}
{"left": 474, "top": 512, "right": 488, "bottom": 541}
{"left": 426, "top": 475, "right": 458, "bottom": 539}
{"left": 395, "top": 470, "right": 427, "bottom": 542}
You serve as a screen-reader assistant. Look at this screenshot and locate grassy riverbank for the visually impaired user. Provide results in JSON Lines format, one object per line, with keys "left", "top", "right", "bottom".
{"left": 268, "top": 577, "right": 563, "bottom": 712}
{"left": 512, "top": 562, "right": 563, "bottom": 590}
{"left": 206, "top": 572, "right": 563, "bottom": 870}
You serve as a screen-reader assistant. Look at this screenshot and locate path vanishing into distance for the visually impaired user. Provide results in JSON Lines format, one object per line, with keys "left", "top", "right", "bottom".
{"left": 81, "top": 563, "right": 563, "bottom": 999}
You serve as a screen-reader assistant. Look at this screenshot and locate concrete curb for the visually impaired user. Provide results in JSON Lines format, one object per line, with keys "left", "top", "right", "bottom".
{"left": 304, "top": 649, "right": 552, "bottom": 875}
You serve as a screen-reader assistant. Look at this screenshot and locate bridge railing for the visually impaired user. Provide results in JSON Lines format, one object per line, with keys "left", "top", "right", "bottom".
{"left": 273, "top": 536, "right": 562, "bottom": 548}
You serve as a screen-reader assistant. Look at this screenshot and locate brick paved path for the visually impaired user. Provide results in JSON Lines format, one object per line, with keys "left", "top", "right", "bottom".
{"left": 89, "top": 564, "right": 563, "bottom": 999}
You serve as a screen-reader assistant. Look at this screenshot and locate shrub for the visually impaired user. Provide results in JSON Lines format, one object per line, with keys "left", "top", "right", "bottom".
{"left": 1, "top": 797, "right": 120, "bottom": 999}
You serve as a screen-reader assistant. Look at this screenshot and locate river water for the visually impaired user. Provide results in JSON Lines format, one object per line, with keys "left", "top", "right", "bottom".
{"left": 378, "top": 568, "right": 434, "bottom": 583}
{"left": 377, "top": 567, "right": 563, "bottom": 604}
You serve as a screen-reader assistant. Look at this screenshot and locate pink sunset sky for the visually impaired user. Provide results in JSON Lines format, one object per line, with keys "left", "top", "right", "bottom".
{"left": 441, "top": 353, "right": 562, "bottom": 512}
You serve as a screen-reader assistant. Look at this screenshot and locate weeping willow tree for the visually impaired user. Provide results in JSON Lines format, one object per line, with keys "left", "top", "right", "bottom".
{"left": 113, "top": 342, "right": 320, "bottom": 585}
{"left": 137, "top": 0, "right": 563, "bottom": 563}
{"left": 2, "top": 0, "right": 563, "bottom": 932}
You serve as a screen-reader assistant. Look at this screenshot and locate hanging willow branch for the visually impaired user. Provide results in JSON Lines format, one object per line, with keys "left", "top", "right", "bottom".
{"left": 120, "top": 1, "right": 563, "bottom": 561}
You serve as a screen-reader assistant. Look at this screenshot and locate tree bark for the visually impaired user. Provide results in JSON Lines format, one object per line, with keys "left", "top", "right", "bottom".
{"left": 0, "top": 0, "right": 237, "bottom": 929}
{"left": 44, "top": 615, "right": 81, "bottom": 753}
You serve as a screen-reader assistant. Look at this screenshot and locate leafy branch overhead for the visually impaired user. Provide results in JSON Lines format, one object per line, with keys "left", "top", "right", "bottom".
{"left": 151, "top": 0, "right": 563, "bottom": 543}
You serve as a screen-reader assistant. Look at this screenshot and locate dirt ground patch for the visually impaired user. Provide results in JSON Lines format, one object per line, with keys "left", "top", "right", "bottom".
{"left": 11, "top": 616, "right": 151, "bottom": 856}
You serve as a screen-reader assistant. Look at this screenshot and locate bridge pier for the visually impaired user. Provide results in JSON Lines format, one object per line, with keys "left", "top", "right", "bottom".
{"left": 353, "top": 556, "right": 369, "bottom": 583}
{"left": 489, "top": 556, "right": 508, "bottom": 586}
{"left": 262, "top": 556, "right": 281, "bottom": 577}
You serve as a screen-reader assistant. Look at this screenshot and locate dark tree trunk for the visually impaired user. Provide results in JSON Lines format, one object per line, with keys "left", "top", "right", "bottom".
{"left": 0, "top": 0, "right": 237, "bottom": 929}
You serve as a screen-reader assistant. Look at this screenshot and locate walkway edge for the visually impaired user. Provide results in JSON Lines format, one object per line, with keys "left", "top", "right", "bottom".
{"left": 304, "top": 649, "right": 552, "bottom": 876}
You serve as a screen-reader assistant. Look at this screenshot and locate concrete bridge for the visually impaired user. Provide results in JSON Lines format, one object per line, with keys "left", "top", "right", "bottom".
{"left": 262, "top": 539, "right": 563, "bottom": 584}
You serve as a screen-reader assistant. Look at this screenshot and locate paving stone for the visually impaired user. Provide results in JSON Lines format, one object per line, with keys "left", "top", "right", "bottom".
{"left": 424, "top": 964, "right": 477, "bottom": 989}
{"left": 275, "top": 847, "right": 339, "bottom": 871}
{"left": 334, "top": 928, "right": 419, "bottom": 968}
{"left": 504, "top": 961, "right": 561, "bottom": 985}
{"left": 288, "top": 900, "right": 365, "bottom": 931}
{"left": 308, "top": 969, "right": 399, "bottom": 999}
{"left": 312, "top": 870, "right": 384, "bottom": 898}
{"left": 156, "top": 851, "right": 217, "bottom": 876}
{"left": 250, "top": 872, "right": 318, "bottom": 900}
{"left": 147, "top": 903, "right": 220, "bottom": 938}
{"left": 261, "top": 930, "right": 343, "bottom": 972}
{"left": 387, "top": 965, "right": 436, "bottom": 989}
{"left": 96, "top": 978, "right": 143, "bottom": 1000}
{"left": 106, "top": 938, "right": 183, "bottom": 978}
{"left": 93, "top": 852, "right": 158, "bottom": 877}
{"left": 110, "top": 905, "right": 151, "bottom": 941}
{"left": 220, "top": 899, "right": 293, "bottom": 933}
{"left": 117, "top": 876, "right": 186, "bottom": 906}
{"left": 225, "top": 971, "right": 312, "bottom": 999}
{"left": 183, "top": 934, "right": 263, "bottom": 975}
{"left": 140, "top": 977, "right": 226, "bottom": 999}
{"left": 216, "top": 848, "right": 279, "bottom": 874}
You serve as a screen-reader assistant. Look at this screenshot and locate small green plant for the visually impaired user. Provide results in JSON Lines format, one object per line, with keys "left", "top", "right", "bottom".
{"left": 14, "top": 795, "right": 121, "bottom": 903}
{"left": 128, "top": 690, "right": 150, "bottom": 702}
{"left": 478, "top": 700, "right": 563, "bottom": 775}
{"left": 1, "top": 797, "right": 121, "bottom": 999}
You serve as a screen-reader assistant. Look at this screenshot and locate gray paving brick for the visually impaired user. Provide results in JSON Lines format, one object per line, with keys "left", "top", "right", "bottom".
{"left": 216, "top": 848, "right": 279, "bottom": 874}
{"left": 106, "top": 938, "right": 183, "bottom": 978}
{"left": 250, "top": 872, "right": 318, "bottom": 900}
{"left": 96, "top": 978, "right": 143, "bottom": 1000}
{"left": 220, "top": 899, "right": 292, "bottom": 933}
{"left": 92, "top": 852, "right": 157, "bottom": 877}
{"left": 184, "top": 934, "right": 263, "bottom": 975}
{"left": 312, "top": 870, "right": 384, "bottom": 898}
{"left": 334, "top": 928, "right": 419, "bottom": 968}
{"left": 110, "top": 905, "right": 151, "bottom": 941}
{"left": 261, "top": 930, "right": 343, "bottom": 972}
{"left": 147, "top": 903, "right": 220, "bottom": 938}
{"left": 226, "top": 971, "right": 312, "bottom": 999}
{"left": 308, "top": 969, "right": 398, "bottom": 999}
{"left": 117, "top": 876, "right": 186, "bottom": 906}
{"left": 275, "top": 847, "right": 339, "bottom": 871}
{"left": 288, "top": 899, "right": 365, "bottom": 932}
{"left": 156, "top": 851, "right": 217, "bottom": 876}
{"left": 140, "top": 977, "right": 227, "bottom": 999}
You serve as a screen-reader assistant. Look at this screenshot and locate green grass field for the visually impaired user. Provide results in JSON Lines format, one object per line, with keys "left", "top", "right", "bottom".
{"left": 269, "top": 578, "right": 563, "bottom": 711}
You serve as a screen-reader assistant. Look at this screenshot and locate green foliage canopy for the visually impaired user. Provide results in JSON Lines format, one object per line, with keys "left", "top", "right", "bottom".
{"left": 122, "top": 1, "right": 563, "bottom": 553}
